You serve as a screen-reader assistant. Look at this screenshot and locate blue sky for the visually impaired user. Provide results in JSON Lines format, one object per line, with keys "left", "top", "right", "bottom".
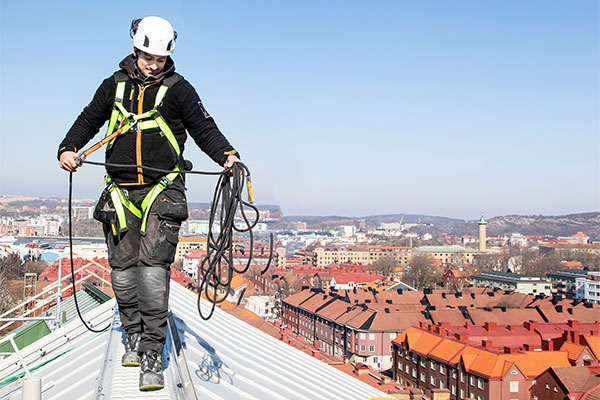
{"left": 1, "top": 1, "right": 598, "bottom": 219}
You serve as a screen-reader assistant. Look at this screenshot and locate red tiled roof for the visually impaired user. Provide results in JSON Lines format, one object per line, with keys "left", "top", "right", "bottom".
{"left": 178, "top": 236, "right": 207, "bottom": 243}
{"left": 331, "top": 273, "right": 383, "bottom": 285}
{"left": 537, "top": 307, "right": 600, "bottom": 324}
{"left": 398, "top": 327, "right": 572, "bottom": 378}
{"left": 549, "top": 366, "right": 600, "bottom": 397}
{"left": 469, "top": 308, "right": 544, "bottom": 325}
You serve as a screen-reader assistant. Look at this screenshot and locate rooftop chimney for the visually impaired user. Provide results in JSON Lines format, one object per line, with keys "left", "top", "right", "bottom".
{"left": 455, "top": 332, "right": 469, "bottom": 342}
{"left": 542, "top": 339, "right": 554, "bottom": 351}
{"left": 485, "top": 322, "right": 497, "bottom": 332}
{"left": 312, "top": 350, "right": 321, "bottom": 359}
{"left": 504, "top": 346, "right": 518, "bottom": 354}
{"left": 482, "top": 339, "right": 493, "bottom": 349}
{"left": 354, "top": 363, "right": 370, "bottom": 376}
{"left": 567, "top": 320, "right": 579, "bottom": 330}
{"left": 569, "top": 330, "right": 580, "bottom": 343}
{"left": 524, "top": 321, "right": 538, "bottom": 331}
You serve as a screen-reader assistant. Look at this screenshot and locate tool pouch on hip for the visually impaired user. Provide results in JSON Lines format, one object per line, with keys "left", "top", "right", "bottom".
{"left": 93, "top": 188, "right": 118, "bottom": 234}
{"left": 156, "top": 181, "right": 189, "bottom": 222}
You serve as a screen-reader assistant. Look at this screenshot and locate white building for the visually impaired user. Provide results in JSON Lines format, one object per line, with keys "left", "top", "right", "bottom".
{"left": 338, "top": 225, "right": 356, "bottom": 237}
{"left": 576, "top": 271, "right": 600, "bottom": 304}
{"left": 245, "top": 295, "right": 276, "bottom": 320}
{"left": 43, "top": 219, "right": 61, "bottom": 236}
{"left": 73, "top": 206, "right": 94, "bottom": 220}
{"left": 181, "top": 220, "right": 211, "bottom": 235}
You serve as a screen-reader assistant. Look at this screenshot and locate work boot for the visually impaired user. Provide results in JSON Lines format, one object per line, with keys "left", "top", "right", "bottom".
{"left": 121, "top": 332, "right": 142, "bottom": 367}
{"left": 139, "top": 350, "right": 164, "bottom": 391}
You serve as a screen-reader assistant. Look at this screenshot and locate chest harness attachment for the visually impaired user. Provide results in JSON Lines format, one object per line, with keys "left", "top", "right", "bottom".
{"left": 79, "top": 72, "right": 183, "bottom": 235}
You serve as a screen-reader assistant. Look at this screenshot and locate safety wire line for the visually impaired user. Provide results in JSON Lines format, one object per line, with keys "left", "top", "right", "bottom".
{"left": 68, "top": 171, "right": 111, "bottom": 332}
{"left": 68, "top": 160, "right": 273, "bottom": 332}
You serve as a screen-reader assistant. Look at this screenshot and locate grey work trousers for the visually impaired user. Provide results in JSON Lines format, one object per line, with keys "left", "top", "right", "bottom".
{"left": 96, "top": 179, "right": 188, "bottom": 353}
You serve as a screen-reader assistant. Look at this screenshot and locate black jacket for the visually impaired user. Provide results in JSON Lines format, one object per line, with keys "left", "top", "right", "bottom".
{"left": 58, "top": 54, "right": 237, "bottom": 186}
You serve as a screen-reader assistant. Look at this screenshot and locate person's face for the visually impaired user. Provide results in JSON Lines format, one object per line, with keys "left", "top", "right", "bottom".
{"left": 135, "top": 49, "right": 167, "bottom": 77}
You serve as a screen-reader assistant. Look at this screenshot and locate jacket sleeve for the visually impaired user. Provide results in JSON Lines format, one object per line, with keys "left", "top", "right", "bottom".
{"left": 57, "top": 76, "right": 114, "bottom": 159}
{"left": 178, "top": 80, "right": 238, "bottom": 166}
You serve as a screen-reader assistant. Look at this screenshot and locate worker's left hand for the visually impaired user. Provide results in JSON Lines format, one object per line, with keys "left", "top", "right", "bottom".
{"left": 224, "top": 154, "right": 240, "bottom": 176}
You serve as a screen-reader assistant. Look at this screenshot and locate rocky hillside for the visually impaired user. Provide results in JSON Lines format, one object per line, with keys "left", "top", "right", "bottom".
{"left": 486, "top": 212, "right": 600, "bottom": 240}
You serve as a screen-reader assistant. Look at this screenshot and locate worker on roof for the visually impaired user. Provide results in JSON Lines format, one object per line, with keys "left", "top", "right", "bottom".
{"left": 57, "top": 16, "right": 239, "bottom": 391}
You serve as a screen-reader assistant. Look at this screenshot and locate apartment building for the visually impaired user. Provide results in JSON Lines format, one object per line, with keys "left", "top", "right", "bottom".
{"left": 175, "top": 236, "right": 207, "bottom": 261}
{"left": 576, "top": 271, "right": 600, "bottom": 304}
{"left": 471, "top": 271, "right": 552, "bottom": 296}
{"left": 415, "top": 246, "right": 478, "bottom": 265}
{"left": 546, "top": 269, "right": 589, "bottom": 296}
{"left": 282, "top": 288, "right": 427, "bottom": 370}
{"left": 368, "top": 245, "right": 416, "bottom": 266}
{"left": 392, "top": 325, "right": 573, "bottom": 400}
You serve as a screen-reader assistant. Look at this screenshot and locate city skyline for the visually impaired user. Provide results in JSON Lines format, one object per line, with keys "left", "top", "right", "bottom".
{"left": 1, "top": 1, "right": 598, "bottom": 220}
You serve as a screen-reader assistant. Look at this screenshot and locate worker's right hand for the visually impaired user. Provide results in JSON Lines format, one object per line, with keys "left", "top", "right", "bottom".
{"left": 59, "top": 151, "right": 79, "bottom": 172}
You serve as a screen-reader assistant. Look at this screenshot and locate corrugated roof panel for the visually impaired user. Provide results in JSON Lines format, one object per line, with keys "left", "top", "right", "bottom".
{"left": 41, "top": 288, "right": 102, "bottom": 325}
{"left": 169, "top": 283, "right": 388, "bottom": 399}
{"left": 0, "top": 300, "right": 114, "bottom": 399}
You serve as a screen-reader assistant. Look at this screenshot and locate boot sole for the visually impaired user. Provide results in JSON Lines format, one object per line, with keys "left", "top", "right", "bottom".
{"left": 139, "top": 384, "right": 164, "bottom": 391}
{"left": 122, "top": 361, "right": 142, "bottom": 367}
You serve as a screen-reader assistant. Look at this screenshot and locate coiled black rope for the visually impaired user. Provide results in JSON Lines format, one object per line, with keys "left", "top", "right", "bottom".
{"left": 67, "top": 160, "right": 273, "bottom": 332}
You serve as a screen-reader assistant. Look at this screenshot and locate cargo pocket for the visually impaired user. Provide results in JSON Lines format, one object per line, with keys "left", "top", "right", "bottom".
{"left": 153, "top": 220, "right": 180, "bottom": 264}
{"left": 156, "top": 181, "right": 188, "bottom": 222}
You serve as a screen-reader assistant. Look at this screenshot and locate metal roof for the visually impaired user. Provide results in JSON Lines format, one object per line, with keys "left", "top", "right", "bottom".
{"left": 0, "top": 282, "right": 389, "bottom": 399}
{"left": 40, "top": 285, "right": 106, "bottom": 326}
{"left": 472, "top": 271, "right": 546, "bottom": 282}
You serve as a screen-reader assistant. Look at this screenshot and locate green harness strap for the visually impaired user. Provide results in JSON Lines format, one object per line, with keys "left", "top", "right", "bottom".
{"left": 107, "top": 180, "right": 143, "bottom": 234}
{"left": 103, "top": 76, "right": 182, "bottom": 234}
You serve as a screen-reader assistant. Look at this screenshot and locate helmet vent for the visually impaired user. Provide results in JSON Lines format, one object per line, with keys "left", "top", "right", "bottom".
{"left": 143, "top": 35, "right": 150, "bottom": 47}
{"left": 166, "top": 40, "right": 173, "bottom": 51}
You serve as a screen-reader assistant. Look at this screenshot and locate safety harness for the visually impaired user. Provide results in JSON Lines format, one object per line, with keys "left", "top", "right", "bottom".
{"left": 104, "top": 71, "right": 183, "bottom": 235}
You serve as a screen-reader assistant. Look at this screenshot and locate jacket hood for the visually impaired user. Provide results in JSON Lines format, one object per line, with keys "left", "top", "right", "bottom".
{"left": 119, "top": 53, "right": 176, "bottom": 84}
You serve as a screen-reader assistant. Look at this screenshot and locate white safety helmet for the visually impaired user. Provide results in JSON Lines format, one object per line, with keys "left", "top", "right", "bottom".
{"left": 130, "top": 16, "right": 177, "bottom": 56}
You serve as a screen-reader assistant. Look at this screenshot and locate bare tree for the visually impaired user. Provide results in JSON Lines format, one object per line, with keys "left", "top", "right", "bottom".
{"left": 0, "top": 254, "right": 23, "bottom": 279}
{"left": 0, "top": 277, "right": 17, "bottom": 315}
{"left": 473, "top": 253, "right": 507, "bottom": 273}
{"left": 405, "top": 254, "right": 437, "bottom": 289}
{"left": 270, "top": 278, "right": 291, "bottom": 319}
{"left": 369, "top": 255, "right": 397, "bottom": 277}
{"left": 521, "top": 253, "right": 562, "bottom": 277}
{"left": 560, "top": 250, "right": 600, "bottom": 270}
{"left": 22, "top": 260, "right": 48, "bottom": 276}
{"left": 447, "top": 274, "right": 467, "bottom": 293}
